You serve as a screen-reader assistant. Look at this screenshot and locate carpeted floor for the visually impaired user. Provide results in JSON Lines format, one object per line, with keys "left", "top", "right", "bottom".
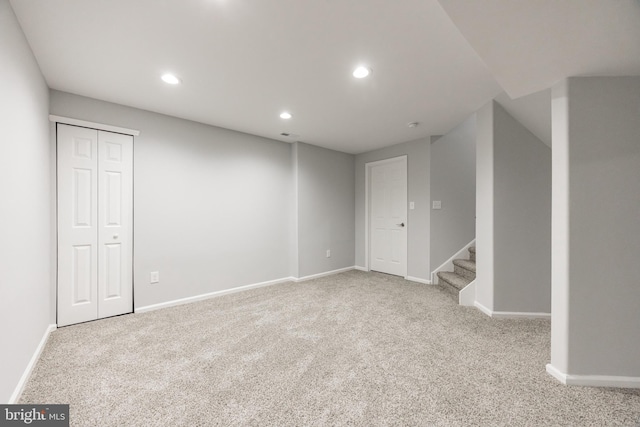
{"left": 20, "top": 270, "right": 640, "bottom": 426}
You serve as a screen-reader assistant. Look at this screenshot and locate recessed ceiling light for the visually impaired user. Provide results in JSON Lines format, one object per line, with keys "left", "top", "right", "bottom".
{"left": 280, "top": 112, "right": 292, "bottom": 119}
{"left": 161, "top": 73, "right": 181, "bottom": 85}
{"left": 353, "top": 66, "right": 371, "bottom": 79}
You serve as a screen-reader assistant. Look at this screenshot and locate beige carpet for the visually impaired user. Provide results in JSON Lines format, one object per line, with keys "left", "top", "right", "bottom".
{"left": 20, "top": 270, "right": 640, "bottom": 426}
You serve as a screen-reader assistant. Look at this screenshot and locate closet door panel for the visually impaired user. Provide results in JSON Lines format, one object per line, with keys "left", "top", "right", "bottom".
{"left": 97, "top": 130, "right": 133, "bottom": 319}
{"left": 57, "top": 124, "right": 99, "bottom": 327}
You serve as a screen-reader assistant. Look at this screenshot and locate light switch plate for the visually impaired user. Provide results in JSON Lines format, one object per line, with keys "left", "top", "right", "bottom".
{"left": 150, "top": 271, "right": 160, "bottom": 284}
{"left": 409, "top": 201, "right": 415, "bottom": 210}
{"left": 432, "top": 200, "right": 442, "bottom": 210}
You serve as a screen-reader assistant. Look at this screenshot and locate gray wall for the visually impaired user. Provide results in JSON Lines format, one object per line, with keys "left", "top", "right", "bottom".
{"left": 355, "top": 138, "right": 430, "bottom": 281}
{"left": 295, "top": 142, "right": 355, "bottom": 277}
{"left": 50, "top": 91, "right": 293, "bottom": 309}
{"left": 430, "top": 114, "right": 476, "bottom": 271}
{"left": 493, "top": 103, "right": 551, "bottom": 313}
{"left": 0, "top": 0, "right": 51, "bottom": 403}
{"left": 476, "top": 100, "right": 552, "bottom": 314}
{"left": 551, "top": 76, "right": 640, "bottom": 378}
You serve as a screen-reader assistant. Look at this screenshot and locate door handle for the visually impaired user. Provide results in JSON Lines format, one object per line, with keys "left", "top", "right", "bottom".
{"left": 396, "top": 222, "right": 405, "bottom": 227}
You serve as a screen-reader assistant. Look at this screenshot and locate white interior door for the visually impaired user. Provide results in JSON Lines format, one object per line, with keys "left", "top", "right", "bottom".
{"left": 57, "top": 124, "right": 133, "bottom": 326}
{"left": 97, "top": 130, "right": 133, "bottom": 319}
{"left": 369, "top": 157, "right": 407, "bottom": 277}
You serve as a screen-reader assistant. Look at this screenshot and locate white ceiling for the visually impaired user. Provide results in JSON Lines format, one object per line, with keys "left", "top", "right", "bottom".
{"left": 437, "top": 0, "right": 640, "bottom": 99}
{"left": 9, "top": 0, "right": 501, "bottom": 154}
{"left": 9, "top": 1, "right": 640, "bottom": 154}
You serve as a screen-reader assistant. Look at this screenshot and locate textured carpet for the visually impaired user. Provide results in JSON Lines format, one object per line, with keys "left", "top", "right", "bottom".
{"left": 20, "top": 270, "right": 640, "bottom": 426}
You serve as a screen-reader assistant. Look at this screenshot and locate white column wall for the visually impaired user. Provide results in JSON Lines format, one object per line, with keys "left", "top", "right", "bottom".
{"left": 550, "top": 76, "right": 640, "bottom": 382}
{"left": 475, "top": 102, "right": 495, "bottom": 311}
{"left": 550, "top": 80, "right": 570, "bottom": 374}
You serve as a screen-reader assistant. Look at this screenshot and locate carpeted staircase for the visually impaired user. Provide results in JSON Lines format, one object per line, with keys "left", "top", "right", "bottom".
{"left": 437, "top": 246, "right": 475, "bottom": 297}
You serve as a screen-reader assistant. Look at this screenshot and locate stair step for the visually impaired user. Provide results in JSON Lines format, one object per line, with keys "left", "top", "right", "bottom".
{"left": 468, "top": 246, "right": 476, "bottom": 262}
{"left": 437, "top": 271, "right": 471, "bottom": 292}
{"left": 453, "top": 258, "right": 476, "bottom": 272}
{"left": 453, "top": 259, "right": 476, "bottom": 281}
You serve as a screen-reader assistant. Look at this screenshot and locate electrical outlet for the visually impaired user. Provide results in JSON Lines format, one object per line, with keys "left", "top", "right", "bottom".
{"left": 326, "top": 250, "right": 331, "bottom": 258}
{"left": 432, "top": 200, "right": 442, "bottom": 210}
{"left": 150, "top": 271, "right": 160, "bottom": 284}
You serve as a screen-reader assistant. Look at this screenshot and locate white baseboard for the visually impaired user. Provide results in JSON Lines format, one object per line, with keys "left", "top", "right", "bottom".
{"left": 474, "top": 301, "right": 550, "bottom": 319}
{"left": 10, "top": 324, "right": 57, "bottom": 404}
{"left": 491, "top": 311, "right": 551, "bottom": 319}
{"left": 546, "top": 364, "right": 640, "bottom": 388}
{"left": 352, "top": 267, "right": 432, "bottom": 284}
{"left": 137, "top": 267, "right": 358, "bottom": 314}
{"left": 405, "top": 276, "right": 432, "bottom": 285}
{"left": 136, "top": 276, "right": 293, "bottom": 313}
{"left": 292, "top": 266, "right": 355, "bottom": 283}
{"left": 474, "top": 301, "right": 493, "bottom": 316}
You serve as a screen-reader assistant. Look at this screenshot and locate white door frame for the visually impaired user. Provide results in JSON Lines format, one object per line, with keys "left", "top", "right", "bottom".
{"left": 364, "top": 155, "right": 408, "bottom": 276}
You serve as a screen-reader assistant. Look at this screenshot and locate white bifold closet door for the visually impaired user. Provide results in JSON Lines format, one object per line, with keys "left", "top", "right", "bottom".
{"left": 57, "top": 124, "right": 133, "bottom": 327}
